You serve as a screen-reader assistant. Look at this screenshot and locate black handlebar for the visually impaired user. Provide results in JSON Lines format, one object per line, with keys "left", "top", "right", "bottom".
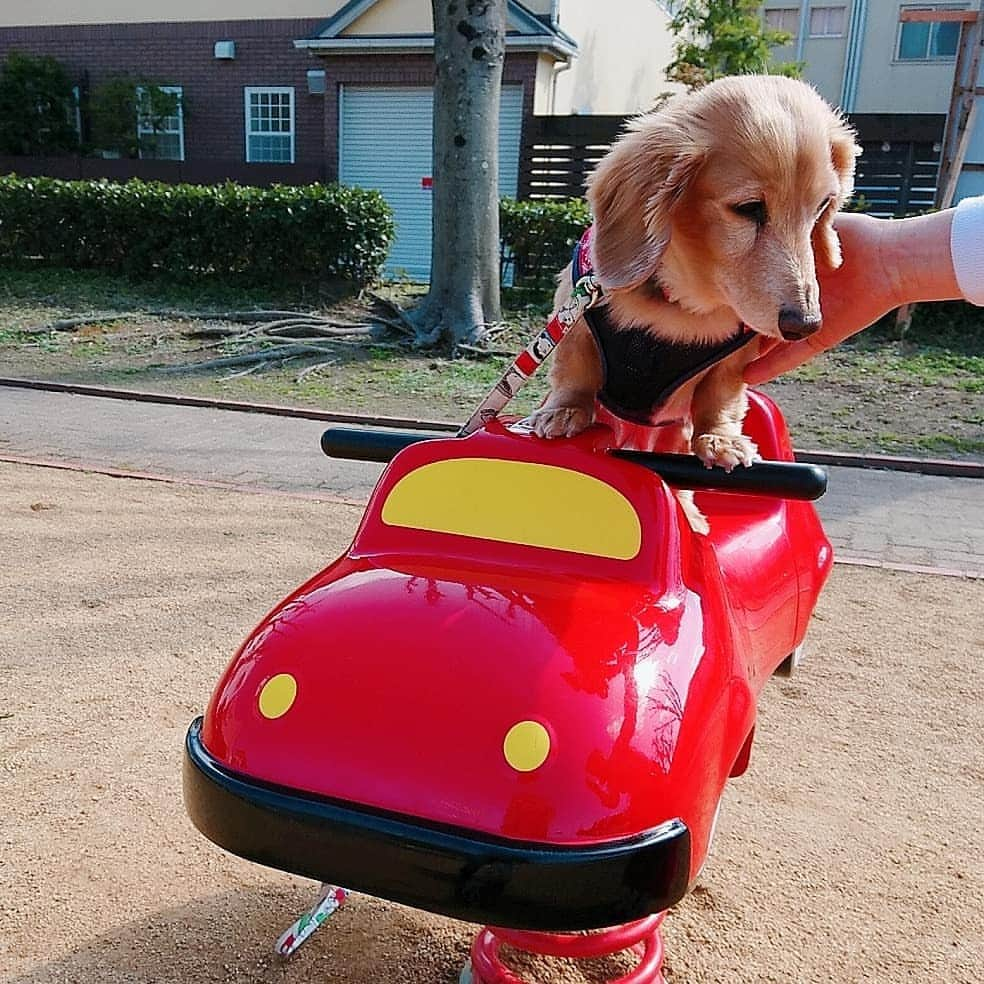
{"left": 321, "top": 426, "right": 438, "bottom": 463}
{"left": 321, "top": 426, "right": 827, "bottom": 500}
{"left": 610, "top": 449, "right": 826, "bottom": 500}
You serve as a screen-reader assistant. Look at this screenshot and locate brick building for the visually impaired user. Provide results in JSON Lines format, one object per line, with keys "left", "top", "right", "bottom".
{"left": 0, "top": 0, "right": 677, "bottom": 277}
{"left": 0, "top": 18, "right": 330, "bottom": 177}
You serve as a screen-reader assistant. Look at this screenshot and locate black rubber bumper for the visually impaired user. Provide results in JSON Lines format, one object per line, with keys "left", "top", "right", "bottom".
{"left": 184, "top": 718, "right": 691, "bottom": 931}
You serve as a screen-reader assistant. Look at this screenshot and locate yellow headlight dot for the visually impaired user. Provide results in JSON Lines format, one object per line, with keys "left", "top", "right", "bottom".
{"left": 503, "top": 720, "right": 551, "bottom": 772}
{"left": 258, "top": 673, "right": 297, "bottom": 720}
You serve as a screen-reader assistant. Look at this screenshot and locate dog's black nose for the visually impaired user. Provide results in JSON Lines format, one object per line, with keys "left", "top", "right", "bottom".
{"left": 778, "top": 308, "right": 822, "bottom": 341}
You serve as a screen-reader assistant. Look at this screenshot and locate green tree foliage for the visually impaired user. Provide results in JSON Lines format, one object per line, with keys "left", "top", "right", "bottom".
{"left": 0, "top": 51, "right": 79, "bottom": 156}
{"left": 666, "top": 1, "right": 802, "bottom": 90}
{"left": 88, "top": 76, "right": 181, "bottom": 158}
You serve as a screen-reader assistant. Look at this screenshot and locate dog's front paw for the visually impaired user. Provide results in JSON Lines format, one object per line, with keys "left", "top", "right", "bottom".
{"left": 526, "top": 405, "right": 594, "bottom": 439}
{"left": 693, "top": 433, "right": 759, "bottom": 472}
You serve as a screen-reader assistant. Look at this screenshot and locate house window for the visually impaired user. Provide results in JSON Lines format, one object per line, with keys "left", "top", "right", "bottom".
{"left": 809, "top": 5, "right": 847, "bottom": 37}
{"left": 245, "top": 87, "right": 295, "bottom": 163}
{"left": 764, "top": 8, "right": 800, "bottom": 36}
{"left": 897, "top": 4, "right": 967, "bottom": 60}
{"left": 137, "top": 85, "right": 185, "bottom": 161}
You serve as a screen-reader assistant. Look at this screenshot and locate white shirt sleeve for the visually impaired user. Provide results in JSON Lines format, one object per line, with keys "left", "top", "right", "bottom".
{"left": 950, "top": 195, "right": 984, "bottom": 305}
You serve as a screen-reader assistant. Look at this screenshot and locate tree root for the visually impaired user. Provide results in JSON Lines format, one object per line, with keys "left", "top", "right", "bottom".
{"left": 148, "top": 309, "right": 332, "bottom": 323}
{"left": 366, "top": 292, "right": 417, "bottom": 337}
{"left": 404, "top": 289, "right": 492, "bottom": 349}
{"left": 158, "top": 331, "right": 406, "bottom": 374}
{"left": 295, "top": 360, "right": 338, "bottom": 383}
{"left": 21, "top": 309, "right": 368, "bottom": 335}
{"left": 20, "top": 302, "right": 509, "bottom": 377}
{"left": 455, "top": 342, "right": 514, "bottom": 358}
{"left": 222, "top": 362, "right": 270, "bottom": 380}
{"left": 261, "top": 323, "right": 375, "bottom": 338}
{"left": 158, "top": 344, "right": 335, "bottom": 374}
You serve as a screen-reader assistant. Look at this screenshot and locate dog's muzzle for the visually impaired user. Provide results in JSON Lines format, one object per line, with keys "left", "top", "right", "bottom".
{"left": 778, "top": 309, "right": 822, "bottom": 341}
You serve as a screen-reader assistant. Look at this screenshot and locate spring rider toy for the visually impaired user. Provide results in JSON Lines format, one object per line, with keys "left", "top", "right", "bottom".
{"left": 184, "top": 266, "right": 832, "bottom": 983}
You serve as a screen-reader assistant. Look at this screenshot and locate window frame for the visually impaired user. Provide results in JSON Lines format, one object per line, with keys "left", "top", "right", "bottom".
{"left": 70, "top": 84, "right": 82, "bottom": 142}
{"left": 136, "top": 84, "right": 185, "bottom": 162}
{"left": 244, "top": 85, "right": 296, "bottom": 165}
{"left": 808, "top": 5, "right": 847, "bottom": 38}
{"left": 764, "top": 7, "right": 801, "bottom": 37}
{"left": 896, "top": 3, "right": 969, "bottom": 62}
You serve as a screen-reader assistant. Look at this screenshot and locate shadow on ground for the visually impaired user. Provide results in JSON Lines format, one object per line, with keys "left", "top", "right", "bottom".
{"left": 9, "top": 887, "right": 473, "bottom": 984}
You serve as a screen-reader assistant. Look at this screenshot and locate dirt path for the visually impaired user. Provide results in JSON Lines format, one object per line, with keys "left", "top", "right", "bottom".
{"left": 1, "top": 463, "right": 981, "bottom": 983}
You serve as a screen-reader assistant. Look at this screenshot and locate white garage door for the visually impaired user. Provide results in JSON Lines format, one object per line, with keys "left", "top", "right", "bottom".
{"left": 339, "top": 84, "right": 524, "bottom": 282}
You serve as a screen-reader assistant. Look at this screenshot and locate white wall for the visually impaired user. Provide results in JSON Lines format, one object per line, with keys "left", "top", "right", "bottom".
{"left": 551, "top": 0, "right": 679, "bottom": 114}
{"left": 853, "top": 0, "right": 981, "bottom": 114}
{"left": 764, "top": 0, "right": 983, "bottom": 114}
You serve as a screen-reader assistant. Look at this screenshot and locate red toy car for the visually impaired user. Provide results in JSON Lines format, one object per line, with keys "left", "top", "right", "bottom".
{"left": 184, "top": 390, "right": 831, "bottom": 946}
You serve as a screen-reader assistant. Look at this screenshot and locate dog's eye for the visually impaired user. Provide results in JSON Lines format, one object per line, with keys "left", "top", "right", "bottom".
{"left": 731, "top": 200, "right": 767, "bottom": 225}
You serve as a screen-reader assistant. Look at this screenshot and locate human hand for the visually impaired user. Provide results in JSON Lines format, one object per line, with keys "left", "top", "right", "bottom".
{"left": 745, "top": 210, "right": 961, "bottom": 384}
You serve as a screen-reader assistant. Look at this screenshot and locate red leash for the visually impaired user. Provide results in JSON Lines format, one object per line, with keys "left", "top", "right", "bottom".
{"left": 458, "top": 269, "right": 602, "bottom": 436}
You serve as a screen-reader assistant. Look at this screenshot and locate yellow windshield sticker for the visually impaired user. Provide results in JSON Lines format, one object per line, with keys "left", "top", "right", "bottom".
{"left": 381, "top": 458, "right": 641, "bottom": 560}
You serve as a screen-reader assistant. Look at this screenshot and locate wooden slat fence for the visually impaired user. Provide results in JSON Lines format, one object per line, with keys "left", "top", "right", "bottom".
{"left": 850, "top": 114, "right": 946, "bottom": 215}
{"left": 519, "top": 112, "right": 946, "bottom": 216}
{"left": 518, "top": 115, "right": 626, "bottom": 201}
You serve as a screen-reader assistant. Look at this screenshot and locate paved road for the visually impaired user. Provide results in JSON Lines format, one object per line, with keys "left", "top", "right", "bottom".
{"left": 2, "top": 387, "right": 982, "bottom": 576}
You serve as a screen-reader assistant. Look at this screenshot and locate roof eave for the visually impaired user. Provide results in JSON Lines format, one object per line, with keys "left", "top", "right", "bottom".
{"left": 294, "top": 35, "right": 577, "bottom": 58}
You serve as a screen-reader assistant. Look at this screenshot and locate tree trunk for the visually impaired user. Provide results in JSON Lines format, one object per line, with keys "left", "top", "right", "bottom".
{"left": 410, "top": 0, "right": 506, "bottom": 348}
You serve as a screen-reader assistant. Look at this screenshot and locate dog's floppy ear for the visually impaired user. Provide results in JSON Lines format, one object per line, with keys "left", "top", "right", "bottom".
{"left": 813, "top": 116, "right": 861, "bottom": 270}
{"left": 586, "top": 106, "right": 705, "bottom": 290}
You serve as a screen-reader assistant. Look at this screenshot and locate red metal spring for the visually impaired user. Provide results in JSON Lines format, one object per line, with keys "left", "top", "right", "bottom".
{"left": 468, "top": 913, "right": 666, "bottom": 984}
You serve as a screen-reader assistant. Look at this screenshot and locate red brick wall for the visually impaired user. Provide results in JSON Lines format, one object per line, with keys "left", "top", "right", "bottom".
{"left": 0, "top": 19, "right": 328, "bottom": 167}
{"left": 0, "top": 20, "right": 539, "bottom": 183}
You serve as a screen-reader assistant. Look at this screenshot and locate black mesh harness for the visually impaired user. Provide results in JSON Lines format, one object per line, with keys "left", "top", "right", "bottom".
{"left": 573, "top": 227, "right": 755, "bottom": 425}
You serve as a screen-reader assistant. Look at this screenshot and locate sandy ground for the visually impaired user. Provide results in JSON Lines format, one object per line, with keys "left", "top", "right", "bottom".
{"left": 1, "top": 462, "right": 982, "bottom": 984}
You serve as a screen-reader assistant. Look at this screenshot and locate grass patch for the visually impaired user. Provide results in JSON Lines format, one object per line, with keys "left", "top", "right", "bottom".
{"left": 0, "top": 266, "right": 981, "bottom": 459}
{"left": 860, "top": 301, "right": 984, "bottom": 352}
{"left": 814, "top": 346, "right": 984, "bottom": 391}
{"left": 877, "top": 433, "right": 984, "bottom": 456}
{"left": 0, "top": 266, "right": 347, "bottom": 316}
{"left": 823, "top": 303, "right": 984, "bottom": 390}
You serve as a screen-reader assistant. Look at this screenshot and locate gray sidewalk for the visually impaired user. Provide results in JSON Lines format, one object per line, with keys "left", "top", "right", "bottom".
{"left": 2, "top": 386, "right": 982, "bottom": 576}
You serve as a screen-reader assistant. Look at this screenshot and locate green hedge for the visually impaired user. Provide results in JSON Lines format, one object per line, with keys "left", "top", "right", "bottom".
{"left": 0, "top": 175, "right": 394, "bottom": 284}
{"left": 500, "top": 196, "right": 591, "bottom": 288}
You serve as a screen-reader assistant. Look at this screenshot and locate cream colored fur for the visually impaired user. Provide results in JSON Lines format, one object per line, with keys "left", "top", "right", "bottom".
{"left": 528, "top": 75, "right": 859, "bottom": 533}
